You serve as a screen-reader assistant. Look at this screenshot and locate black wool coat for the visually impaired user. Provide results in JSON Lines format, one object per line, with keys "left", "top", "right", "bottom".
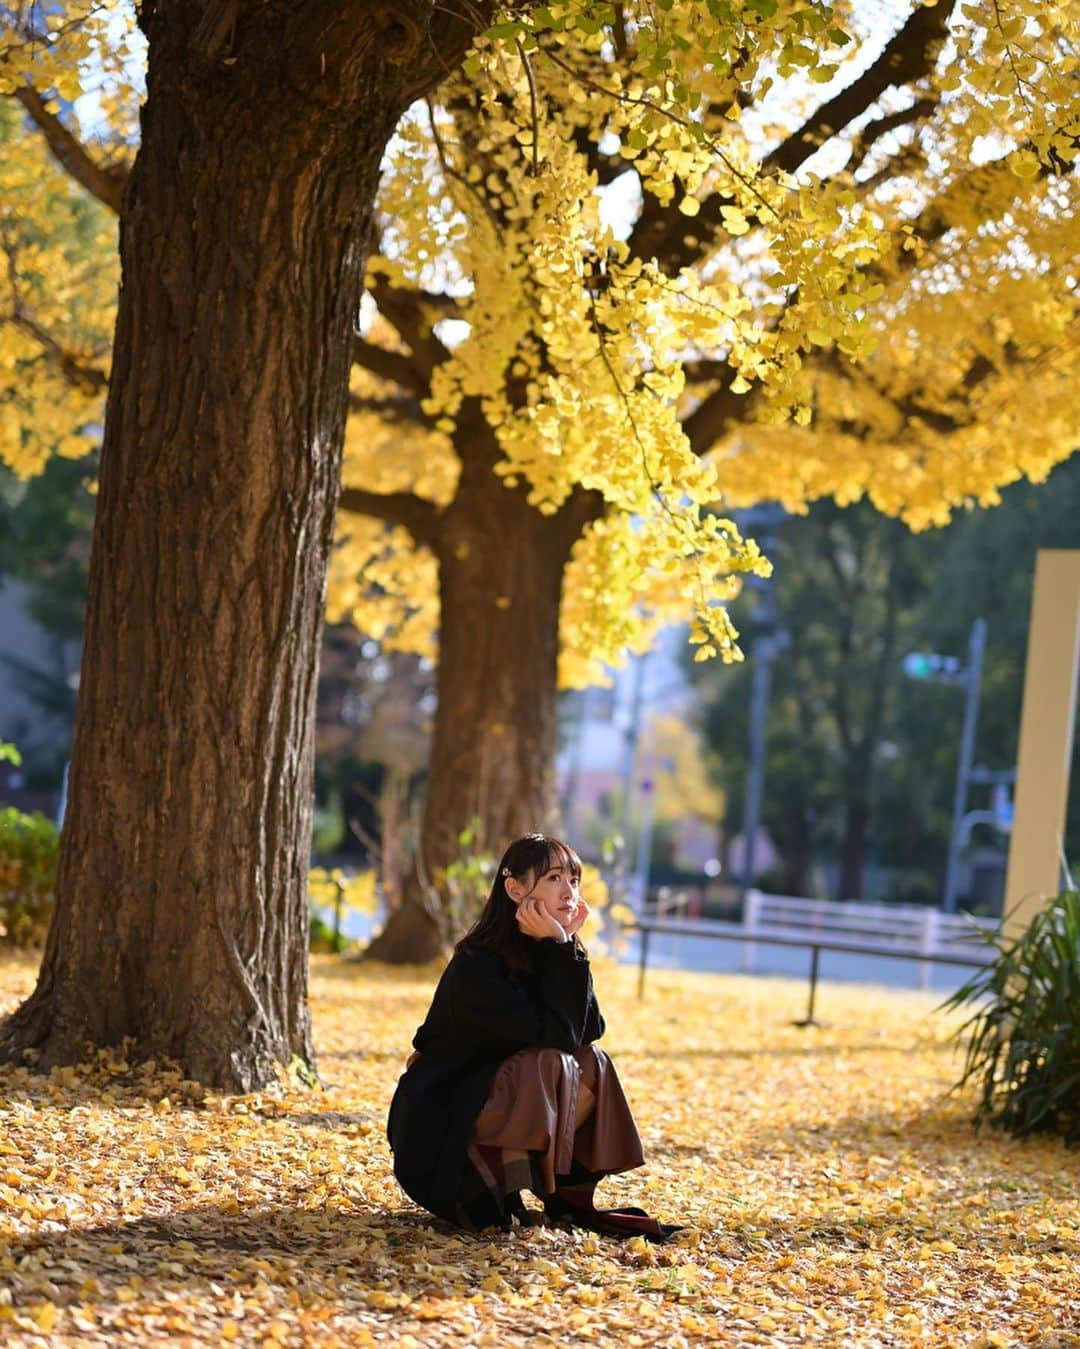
{"left": 386, "top": 937, "right": 605, "bottom": 1226}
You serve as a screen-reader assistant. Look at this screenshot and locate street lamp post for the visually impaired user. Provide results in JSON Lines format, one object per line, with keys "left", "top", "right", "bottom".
{"left": 902, "top": 617, "right": 988, "bottom": 913}
{"left": 739, "top": 625, "right": 778, "bottom": 900}
{"left": 943, "top": 617, "right": 988, "bottom": 913}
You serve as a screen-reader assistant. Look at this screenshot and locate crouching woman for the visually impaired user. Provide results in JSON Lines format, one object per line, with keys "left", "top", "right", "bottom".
{"left": 387, "top": 832, "right": 678, "bottom": 1241}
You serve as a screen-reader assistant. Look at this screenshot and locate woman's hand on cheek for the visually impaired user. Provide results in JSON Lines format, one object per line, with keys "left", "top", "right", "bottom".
{"left": 515, "top": 897, "right": 568, "bottom": 943}
{"left": 564, "top": 897, "right": 590, "bottom": 937}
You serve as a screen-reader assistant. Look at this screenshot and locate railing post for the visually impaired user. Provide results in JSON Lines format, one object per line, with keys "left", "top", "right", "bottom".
{"left": 742, "top": 887, "right": 763, "bottom": 972}
{"left": 794, "top": 945, "right": 821, "bottom": 1027}
{"left": 919, "top": 908, "right": 940, "bottom": 990}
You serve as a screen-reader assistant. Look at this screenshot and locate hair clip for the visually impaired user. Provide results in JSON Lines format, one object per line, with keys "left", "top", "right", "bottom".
{"left": 501, "top": 866, "right": 511, "bottom": 877}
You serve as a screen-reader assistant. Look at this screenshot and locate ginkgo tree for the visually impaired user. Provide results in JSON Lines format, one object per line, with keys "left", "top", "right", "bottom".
{"left": 0, "top": 0, "right": 498, "bottom": 1087}
{"left": 340, "top": 0, "right": 1080, "bottom": 957}
{"left": 0, "top": 2, "right": 1076, "bottom": 1080}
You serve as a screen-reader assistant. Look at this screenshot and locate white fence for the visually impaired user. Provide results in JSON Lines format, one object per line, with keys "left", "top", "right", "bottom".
{"left": 740, "top": 888, "right": 997, "bottom": 988}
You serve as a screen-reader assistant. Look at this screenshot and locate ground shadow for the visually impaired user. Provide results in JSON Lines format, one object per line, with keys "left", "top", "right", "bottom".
{"left": 5, "top": 1184, "right": 1075, "bottom": 1324}
{"left": 319, "top": 1048, "right": 404, "bottom": 1063}
{"left": 279, "top": 1109, "right": 380, "bottom": 1131}
{"left": 714, "top": 1205, "right": 1080, "bottom": 1263}
{"left": 759, "top": 1099, "right": 993, "bottom": 1156}
{"left": 0, "top": 1199, "right": 488, "bottom": 1315}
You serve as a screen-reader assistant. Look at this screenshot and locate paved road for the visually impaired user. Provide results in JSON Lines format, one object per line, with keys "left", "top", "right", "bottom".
{"left": 334, "top": 907, "right": 981, "bottom": 994}
{"left": 621, "top": 927, "right": 979, "bottom": 993}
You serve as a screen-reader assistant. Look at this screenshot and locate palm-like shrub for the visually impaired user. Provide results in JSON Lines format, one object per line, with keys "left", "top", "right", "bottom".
{"left": 943, "top": 887, "right": 1080, "bottom": 1142}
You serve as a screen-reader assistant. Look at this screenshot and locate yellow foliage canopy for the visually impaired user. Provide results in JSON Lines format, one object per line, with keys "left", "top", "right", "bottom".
{"left": 338, "top": 0, "right": 1080, "bottom": 680}
{"left": 2, "top": 2, "right": 1079, "bottom": 683}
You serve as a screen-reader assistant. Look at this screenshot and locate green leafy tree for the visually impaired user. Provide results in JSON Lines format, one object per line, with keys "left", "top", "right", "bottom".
{"left": 703, "top": 499, "right": 939, "bottom": 899}
{"left": 0, "top": 456, "right": 93, "bottom": 783}
{"left": 894, "top": 453, "right": 1080, "bottom": 868}
{"left": 704, "top": 456, "right": 1080, "bottom": 905}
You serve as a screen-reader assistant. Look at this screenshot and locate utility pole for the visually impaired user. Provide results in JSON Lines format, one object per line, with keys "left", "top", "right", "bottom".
{"left": 943, "top": 618, "right": 987, "bottom": 913}
{"left": 739, "top": 625, "right": 777, "bottom": 899}
{"left": 902, "top": 618, "right": 988, "bottom": 913}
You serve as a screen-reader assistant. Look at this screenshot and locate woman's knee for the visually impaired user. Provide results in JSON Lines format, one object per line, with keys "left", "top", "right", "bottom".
{"left": 514, "top": 1046, "right": 579, "bottom": 1078}
{"left": 574, "top": 1045, "right": 608, "bottom": 1065}
{"left": 573, "top": 1044, "right": 608, "bottom": 1089}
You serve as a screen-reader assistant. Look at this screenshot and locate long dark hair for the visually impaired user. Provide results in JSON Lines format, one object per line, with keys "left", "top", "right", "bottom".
{"left": 456, "top": 832, "right": 584, "bottom": 971}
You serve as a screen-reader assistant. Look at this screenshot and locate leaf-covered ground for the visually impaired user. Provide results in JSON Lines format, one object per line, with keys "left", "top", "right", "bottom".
{"left": 1, "top": 953, "right": 1077, "bottom": 1346}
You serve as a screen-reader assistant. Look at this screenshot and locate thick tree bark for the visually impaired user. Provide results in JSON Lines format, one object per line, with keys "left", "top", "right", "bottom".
{"left": 0, "top": 2, "right": 487, "bottom": 1088}
{"left": 365, "top": 423, "right": 601, "bottom": 963}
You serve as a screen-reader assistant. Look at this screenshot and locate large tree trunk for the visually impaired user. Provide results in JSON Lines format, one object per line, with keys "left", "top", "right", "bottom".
{"left": 366, "top": 426, "right": 600, "bottom": 962}
{"left": 0, "top": 4, "right": 483, "bottom": 1089}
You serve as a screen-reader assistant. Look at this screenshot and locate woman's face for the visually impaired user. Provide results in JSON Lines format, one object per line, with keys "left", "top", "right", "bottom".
{"left": 515, "top": 861, "right": 581, "bottom": 924}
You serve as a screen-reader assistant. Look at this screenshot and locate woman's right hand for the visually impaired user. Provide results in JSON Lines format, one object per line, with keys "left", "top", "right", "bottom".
{"left": 515, "top": 896, "right": 568, "bottom": 943}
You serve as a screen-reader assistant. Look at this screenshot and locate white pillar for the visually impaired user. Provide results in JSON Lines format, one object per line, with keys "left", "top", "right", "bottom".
{"left": 1003, "top": 550, "right": 1080, "bottom": 938}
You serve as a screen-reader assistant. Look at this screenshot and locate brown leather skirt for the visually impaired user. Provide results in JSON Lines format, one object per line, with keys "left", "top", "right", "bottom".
{"left": 469, "top": 1045, "right": 644, "bottom": 1195}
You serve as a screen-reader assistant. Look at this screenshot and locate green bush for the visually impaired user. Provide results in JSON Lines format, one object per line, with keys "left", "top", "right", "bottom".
{"left": 309, "top": 907, "right": 344, "bottom": 953}
{"left": 0, "top": 806, "right": 59, "bottom": 946}
{"left": 943, "top": 887, "right": 1080, "bottom": 1142}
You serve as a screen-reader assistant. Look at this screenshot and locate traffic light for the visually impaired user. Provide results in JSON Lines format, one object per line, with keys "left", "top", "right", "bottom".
{"left": 902, "top": 652, "right": 964, "bottom": 682}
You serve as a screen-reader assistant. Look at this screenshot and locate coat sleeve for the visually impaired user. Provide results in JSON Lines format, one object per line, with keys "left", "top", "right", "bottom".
{"left": 445, "top": 942, "right": 599, "bottom": 1053}
{"left": 583, "top": 987, "right": 605, "bottom": 1045}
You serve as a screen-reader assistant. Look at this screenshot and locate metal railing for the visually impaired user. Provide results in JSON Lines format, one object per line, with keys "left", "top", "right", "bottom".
{"left": 632, "top": 894, "right": 995, "bottom": 1025}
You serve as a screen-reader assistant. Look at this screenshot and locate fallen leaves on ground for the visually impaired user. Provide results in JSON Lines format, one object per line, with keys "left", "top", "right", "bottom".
{"left": 1, "top": 953, "right": 1078, "bottom": 1346}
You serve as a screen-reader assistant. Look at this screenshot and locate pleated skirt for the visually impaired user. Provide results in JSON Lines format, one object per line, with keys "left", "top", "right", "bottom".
{"left": 466, "top": 1045, "right": 644, "bottom": 1201}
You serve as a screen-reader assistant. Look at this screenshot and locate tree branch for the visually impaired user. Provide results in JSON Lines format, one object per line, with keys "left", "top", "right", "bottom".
{"left": 338, "top": 486, "right": 441, "bottom": 549}
{"left": 681, "top": 355, "right": 741, "bottom": 387}
{"left": 352, "top": 336, "right": 429, "bottom": 394}
{"left": 682, "top": 380, "right": 763, "bottom": 457}
{"left": 902, "top": 143, "right": 1077, "bottom": 261}
{"left": 347, "top": 390, "right": 435, "bottom": 430}
{"left": 11, "top": 85, "right": 128, "bottom": 216}
{"left": 367, "top": 275, "right": 454, "bottom": 384}
{"left": 400, "top": 1, "right": 501, "bottom": 107}
{"left": 847, "top": 97, "right": 938, "bottom": 178}
{"left": 3, "top": 232, "right": 109, "bottom": 394}
{"left": 631, "top": 0, "right": 956, "bottom": 272}
{"left": 6, "top": 309, "right": 108, "bottom": 394}
{"left": 769, "top": 3, "right": 953, "bottom": 177}
{"left": 686, "top": 145, "right": 1073, "bottom": 457}
{"left": 568, "top": 119, "right": 627, "bottom": 188}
